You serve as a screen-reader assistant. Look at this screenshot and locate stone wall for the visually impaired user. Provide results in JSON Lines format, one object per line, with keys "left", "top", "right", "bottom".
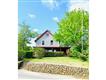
{"left": 22, "top": 62, "right": 89, "bottom": 79}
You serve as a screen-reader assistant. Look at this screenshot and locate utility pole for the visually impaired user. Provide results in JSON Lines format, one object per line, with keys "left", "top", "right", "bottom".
{"left": 81, "top": 10, "right": 84, "bottom": 54}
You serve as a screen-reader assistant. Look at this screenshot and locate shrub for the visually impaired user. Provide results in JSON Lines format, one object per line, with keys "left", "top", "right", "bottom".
{"left": 45, "top": 52, "right": 64, "bottom": 57}
{"left": 25, "top": 51, "right": 33, "bottom": 58}
{"left": 69, "top": 46, "right": 89, "bottom": 61}
{"left": 80, "top": 54, "right": 87, "bottom": 61}
{"left": 33, "top": 48, "right": 45, "bottom": 59}
{"left": 18, "top": 50, "right": 26, "bottom": 61}
{"left": 80, "top": 50, "right": 89, "bottom": 61}
{"left": 69, "top": 48, "right": 80, "bottom": 58}
{"left": 18, "top": 46, "right": 34, "bottom": 60}
{"left": 84, "top": 50, "right": 89, "bottom": 59}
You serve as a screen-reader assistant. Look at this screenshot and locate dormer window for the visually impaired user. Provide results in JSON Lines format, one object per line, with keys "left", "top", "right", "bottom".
{"left": 42, "top": 41, "right": 44, "bottom": 45}
{"left": 51, "top": 40, "right": 53, "bottom": 45}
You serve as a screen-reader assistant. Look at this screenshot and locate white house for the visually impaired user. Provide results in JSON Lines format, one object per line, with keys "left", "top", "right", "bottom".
{"left": 33, "top": 30, "right": 70, "bottom": 55}
{"left": 35, "top": 30, "right": 59, "bottom": 47}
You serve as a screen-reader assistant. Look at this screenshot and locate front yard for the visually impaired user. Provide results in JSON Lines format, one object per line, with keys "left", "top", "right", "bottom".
{"left": 24, "top": 57, "right": 88, "bottom": 68}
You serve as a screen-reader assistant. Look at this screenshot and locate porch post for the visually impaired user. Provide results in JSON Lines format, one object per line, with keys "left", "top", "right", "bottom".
{"left": 60, "top": 47, "right": 61, "bottom": 52}
{"left": 66, "top": 48, "right": 70, "bottom": 56}
{"left": 52, "top": 48, "right": 54, "bottom": 52}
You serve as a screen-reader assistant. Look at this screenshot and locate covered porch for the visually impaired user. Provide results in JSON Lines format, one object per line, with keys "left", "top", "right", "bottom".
{"left": 36, "top": 47, "right": 70, "bottom": 55}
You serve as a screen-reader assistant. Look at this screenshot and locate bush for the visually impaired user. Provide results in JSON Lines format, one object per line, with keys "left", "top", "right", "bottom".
{"left": 69, "top": 48, "right": 80, "bottom": 58}
{"left": 45, "top": 52, "right": 64, "bottom": 57}
{"left": 69, "top": 46, "right": 89, "bottom": 61}
{"left": 80, "top": 54, "right": 87, "bottom": 61}
{"left": 80, "top": 50, "right": 89, "bottom": 61}
{"left": 33, "top": 48, "right": 45, "bottom": 59}
{"left": 25, "top": 51, "right": 33, "bottom": 58}
{"left": 18, "top": 50, "right": 26, "bottom": 61}
{"left": 18, "top": 47, "right": 33, "bottom": 60}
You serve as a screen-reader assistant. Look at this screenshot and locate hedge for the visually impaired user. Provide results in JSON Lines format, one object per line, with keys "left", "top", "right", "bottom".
{"left": 25, "top": 51, "right": 33, "bottom": 58}
{"left": 45, "top": 52, "right": 64, "bottom": 57}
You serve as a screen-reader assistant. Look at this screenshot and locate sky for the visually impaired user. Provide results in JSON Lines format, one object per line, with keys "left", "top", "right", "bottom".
{"left": 18, "top": 0, "right": 89, "bottom": 34}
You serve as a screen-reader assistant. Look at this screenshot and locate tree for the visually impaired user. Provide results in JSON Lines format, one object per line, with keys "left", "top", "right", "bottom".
{"left": 18, "top": 22, "right": 38, "bottom": 60}
{"left": 54, "top": 9, "right": 89, "bottom": 60}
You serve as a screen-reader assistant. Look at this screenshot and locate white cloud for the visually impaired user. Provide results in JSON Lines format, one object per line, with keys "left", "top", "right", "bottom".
{"left": 28, "top": 14, "right": 36, "bottom": 19}
{"left": 68, "top": 0, "right": 89, "bottom": 12}
{"left": 41, "top": 0, "right": 58, "bottom": 10}
{"left": 53, "top": 17, "right": 59, "bottom": 22}
{"left": 33, "top": 28, "right": 38, "bottom": 32}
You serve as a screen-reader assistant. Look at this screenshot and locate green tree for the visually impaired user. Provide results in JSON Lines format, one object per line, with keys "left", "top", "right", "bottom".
{"left": 18, "top": 22, "right": 38, "bottom": 60}
{"left": 54, "top": 9, "right": 89, "bottom": 60}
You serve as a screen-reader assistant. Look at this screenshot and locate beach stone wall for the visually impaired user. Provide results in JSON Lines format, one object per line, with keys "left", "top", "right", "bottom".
{"left": 22, "top": 62, "right": 89, "bottom": 79}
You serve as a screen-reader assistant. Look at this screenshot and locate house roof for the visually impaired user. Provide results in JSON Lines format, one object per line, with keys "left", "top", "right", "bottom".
{"left": 35, "top": 30, "right": 53, "bottom": 42}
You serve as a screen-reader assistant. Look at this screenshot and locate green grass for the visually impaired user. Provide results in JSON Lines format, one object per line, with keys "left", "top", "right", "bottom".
{"left": 24, "top": 57, "right": 89, "bottom": 68}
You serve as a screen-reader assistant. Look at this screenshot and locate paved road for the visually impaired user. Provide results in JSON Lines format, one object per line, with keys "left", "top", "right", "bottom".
{"left": 18, "top": 69, "right": 77, "bottom": 80}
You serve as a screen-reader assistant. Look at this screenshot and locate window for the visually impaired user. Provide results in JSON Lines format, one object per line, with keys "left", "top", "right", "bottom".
{"left": 42, "top": 41, "right": 44, "bottom": 45}
{"left": 51, "top": 40, "right": 53, "bottom": 45}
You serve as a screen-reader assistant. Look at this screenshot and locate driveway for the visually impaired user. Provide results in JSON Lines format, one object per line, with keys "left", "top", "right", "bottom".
{"left": 18, "top": 69, "right": 77, "bottom": 80}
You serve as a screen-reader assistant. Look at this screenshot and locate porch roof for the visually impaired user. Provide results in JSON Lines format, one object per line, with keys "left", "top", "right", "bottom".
{"left": 34, "top": 46, "right": 70, "bottom": 49}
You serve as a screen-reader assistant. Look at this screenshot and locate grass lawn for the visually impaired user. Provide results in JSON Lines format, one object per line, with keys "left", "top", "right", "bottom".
{"left": 24, "top": 57, "right": 89, "bottom": 68}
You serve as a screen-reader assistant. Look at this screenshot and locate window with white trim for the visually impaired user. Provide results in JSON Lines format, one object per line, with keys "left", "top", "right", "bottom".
{"left": 42, "top": 41, "right": 44, "bottom": 45}
{"left": 51, "top": 40, "right": 53, "bottom": 45}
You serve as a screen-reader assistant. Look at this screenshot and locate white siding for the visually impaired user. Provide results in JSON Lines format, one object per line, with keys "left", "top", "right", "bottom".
{"left": 36, "top": 32, "right": 59, "bottom": 47}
